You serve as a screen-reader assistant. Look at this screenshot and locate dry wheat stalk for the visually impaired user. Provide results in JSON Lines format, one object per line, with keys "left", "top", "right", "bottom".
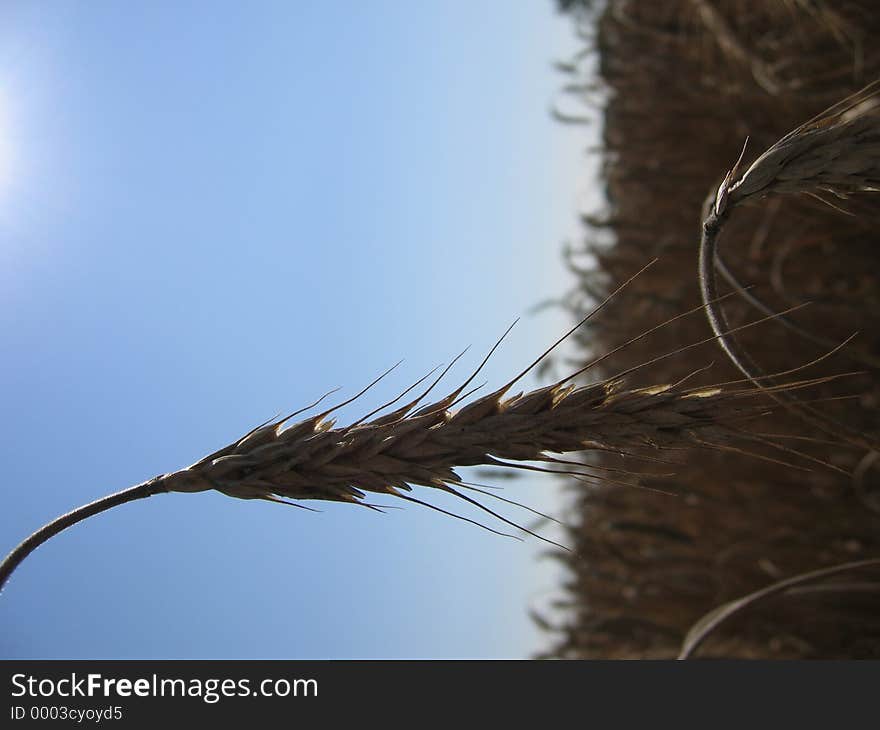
{"left": 678, "top": 557, "right": 880, "bottom": 660}
{"left": 699, "top": 80, "right": 880, "bottom": 450}
{"left": 0, "top": 273, "right": 834, "bottom": 590}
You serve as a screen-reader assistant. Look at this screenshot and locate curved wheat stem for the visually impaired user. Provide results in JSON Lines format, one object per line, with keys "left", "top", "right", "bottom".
{"left": 0, "top": 478, "right": 168, "bottom": 592}
{"left": 678, "top": 558, "right": 880, "bottom": 659}
{"left": 699, "top": 80, "right": 880, "bottom": 450}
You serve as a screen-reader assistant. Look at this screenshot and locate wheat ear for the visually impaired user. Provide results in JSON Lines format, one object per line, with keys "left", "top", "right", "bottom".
{"left": 0, "top": 273, "right": 838, "bottom": 592}
{"left": 699, "top": 80, "right": 880, "bottom": 450}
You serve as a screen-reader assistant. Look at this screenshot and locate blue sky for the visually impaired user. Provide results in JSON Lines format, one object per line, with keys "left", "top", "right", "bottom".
{"left": 0, "top": 1, "right": 593, "bottom": 658}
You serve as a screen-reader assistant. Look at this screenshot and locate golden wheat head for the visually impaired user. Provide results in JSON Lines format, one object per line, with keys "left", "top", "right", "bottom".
{"left": 150, "top": 296, "right": 831, "bottom": 545}
{"left": 160, "top": 378, "right": 763, "bottom": 504}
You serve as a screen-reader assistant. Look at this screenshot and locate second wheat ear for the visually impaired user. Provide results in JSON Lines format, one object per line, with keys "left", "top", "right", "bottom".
{"left": 699, "top": 79, "right": 880, "bottom": 451}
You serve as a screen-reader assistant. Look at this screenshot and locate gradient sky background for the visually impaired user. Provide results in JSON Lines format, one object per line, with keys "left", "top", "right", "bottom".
{"left": 0, "top": 1, "right": 598, "bottom": 658}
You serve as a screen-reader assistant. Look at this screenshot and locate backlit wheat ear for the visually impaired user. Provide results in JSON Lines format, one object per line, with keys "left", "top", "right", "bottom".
{"left": 154, "top": 278, "right": 840, "bottom": 521}
{"left": 1, "top": 273, "right": 842, "bottom": 591}
{"left": 699, "top": 80, "right": 880, "bottom": 450}
{"left": 159, "top": 370, "right": 779, "bottom": 512}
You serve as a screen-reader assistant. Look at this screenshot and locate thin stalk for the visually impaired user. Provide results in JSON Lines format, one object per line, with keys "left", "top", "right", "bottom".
{"left": 699, "top": 197, "right": 878, "bottom": 451}
{"left": 0, "top": 477, "right": 167, "bottom": 593}
{"left": 678, "top": 558, "right": 880, "bottom": 660}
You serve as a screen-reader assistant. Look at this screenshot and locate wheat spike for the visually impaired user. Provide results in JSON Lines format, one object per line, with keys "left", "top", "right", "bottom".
{"left": 0, "top": 280, "right": 847, "bottom": 591}
{"left": 156, "top": 354, "right": 802, "bottom": 518}
{"left": 714, "top": 80, "right": 880, "bottom": 216}
{"left": 154, "top": 272, "right": 850, "bottom": 515}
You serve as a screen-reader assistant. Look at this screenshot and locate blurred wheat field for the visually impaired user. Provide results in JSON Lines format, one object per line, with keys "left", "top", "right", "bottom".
{"left": 543, "top": 0, "right": 880, "bottom": 658}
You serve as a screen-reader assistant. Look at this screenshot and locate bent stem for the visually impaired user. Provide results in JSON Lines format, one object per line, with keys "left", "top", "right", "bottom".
{"left": 698, "top": 195, "right": 878, "bottom": 452}
{"left": 0, "top": 477, "right": 168, "bottom": 594}
{"left": 678, "top": 557, "right": 880, "bottom": 659}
